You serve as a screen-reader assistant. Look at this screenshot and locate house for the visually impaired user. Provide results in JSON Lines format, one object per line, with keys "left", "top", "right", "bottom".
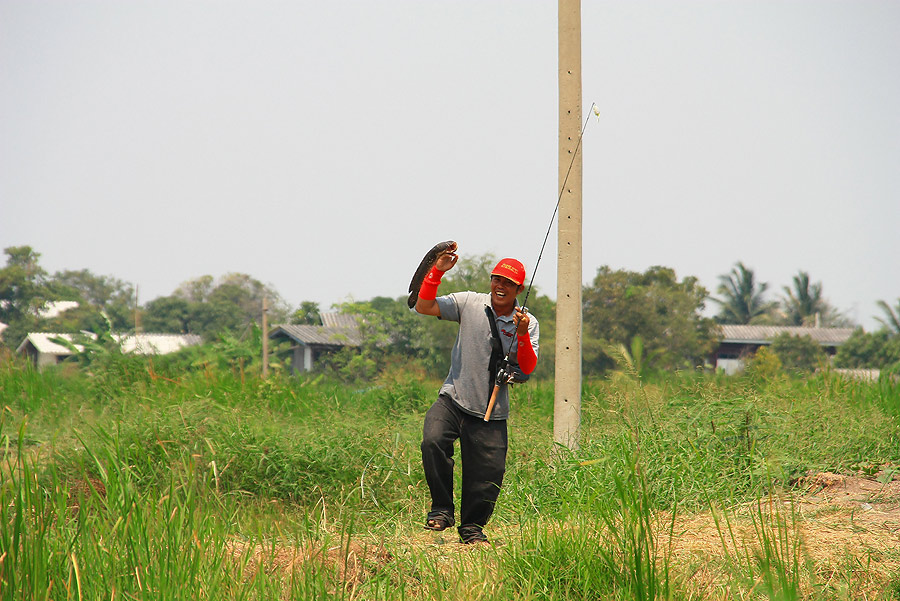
{"left": 37, "top": 300, "right": 80, "bottom": 319}
{"left": 268, "top": 313, "right": 362, "bottom": 373}
{"left": 16, "top": 332, "right": 202, "bottom": 370}
{"left": 713, "top": 324, "right": 855, "bottom": 374}
{"left": 0, "top": 300, "right": 80, "bottom": 339}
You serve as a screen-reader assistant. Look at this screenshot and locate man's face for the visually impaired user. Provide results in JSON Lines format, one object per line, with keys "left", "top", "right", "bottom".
{"left": 490, "top": 275, "right": 523, "bottom": 314}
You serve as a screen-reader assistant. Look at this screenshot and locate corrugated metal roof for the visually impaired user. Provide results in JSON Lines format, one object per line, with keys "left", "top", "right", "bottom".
{"left": 719, "top": 325, "right": 855, "bottom": 345}
{"left": 270, "top": 324, "right": 362, "bottom": 347}
{"left": 37, "top": 300, "right": 80, "bottom": 319}
{"left": 321, "top": 313, "right": 359, "bottom": 328}
{"left": 16, "top": 332, "right": 202, "bottom": 356}
{"left": 117, "top": 333, "right": 202, "bottom": 354}
{"left": 16, "top": 333, "right": 86, "bottom": 355}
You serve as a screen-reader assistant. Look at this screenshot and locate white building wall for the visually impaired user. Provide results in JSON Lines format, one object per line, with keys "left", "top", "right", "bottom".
{"left": 716, "top": 358, "right": 744, "bottom": 375}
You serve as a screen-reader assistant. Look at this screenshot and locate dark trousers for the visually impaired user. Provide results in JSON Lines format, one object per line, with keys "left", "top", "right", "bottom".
{"left": 421, "top": 394, "right": 508, "bottom": 529}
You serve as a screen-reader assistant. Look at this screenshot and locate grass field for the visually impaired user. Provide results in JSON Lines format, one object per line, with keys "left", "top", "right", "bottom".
{"left": 1, "top": 352, "right": 899, "bottom": 600}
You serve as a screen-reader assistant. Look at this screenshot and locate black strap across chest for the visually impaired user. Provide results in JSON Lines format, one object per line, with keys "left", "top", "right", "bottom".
{"left": 485, "top": 305, "right": 503, "bottom": 391}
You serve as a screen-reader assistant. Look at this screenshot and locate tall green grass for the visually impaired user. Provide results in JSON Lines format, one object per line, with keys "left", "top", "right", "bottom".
{"left": 2, "top": 352, "right": 899, "bottom": 599}
{"left": 0, "top": 413, "right": 385, "bottom": 599}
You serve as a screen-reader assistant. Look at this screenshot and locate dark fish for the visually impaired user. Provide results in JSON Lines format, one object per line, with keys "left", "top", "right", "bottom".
{"left": 407, "top": 240, "right": 457, "bottom": 308}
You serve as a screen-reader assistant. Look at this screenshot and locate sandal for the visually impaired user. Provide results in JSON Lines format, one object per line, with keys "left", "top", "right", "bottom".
{"left": 424, "top": 511, "right": 454, "bottom": 532}
{"left": 458, "top": 525, "right": 488, "bottom": 544}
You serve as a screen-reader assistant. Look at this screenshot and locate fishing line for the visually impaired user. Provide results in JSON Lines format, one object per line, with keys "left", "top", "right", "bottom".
{"left": 483, "top": 102, "right": 598, "bottom": 420}
{"left": 519, "top": 102, "right": 598, "bottom": 311}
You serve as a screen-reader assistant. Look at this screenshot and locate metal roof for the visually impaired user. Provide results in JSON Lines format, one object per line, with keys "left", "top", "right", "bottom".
{"left": 269, "top": 312, "right": 363, "bottom": 347}
{"left": 718, "top": 325, "right": 855, "bottom": 346}
{"left": 321, "top": 313, "right": 359, "bottom": 328}
{"left": 116, "top": 333, "right": 202, "bottom": 354}
{"left": 269, "top": 324, "right": 362, "bottom": 347}
{"left": 37, "top": 300, "right": 80, "bottom": 319}
{"left": 16, "top": 333, "right": 86, "bottom": 355}
{"left": 16, "top": 332, "right": 202, "bottom": 356}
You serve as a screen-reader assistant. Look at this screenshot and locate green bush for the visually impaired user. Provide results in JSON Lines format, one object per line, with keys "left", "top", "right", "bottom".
{"left": 835, "top": 328, "right": 900, "bottom": 370}
{"left": 745, "top": 346, "right": 783, "bottom": 380}
{"left": 770, "top": 333, "right": 826, "bottom": 373}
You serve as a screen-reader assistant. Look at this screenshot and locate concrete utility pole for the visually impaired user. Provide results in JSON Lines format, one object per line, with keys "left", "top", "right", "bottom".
{"left": 555, "top": 0, "right": 582, "bottom": 452}
{"left": 262, "top": 296, "right": 269, "bottom": 378}
{"left": 134, "top": 285, "right": 142, "bottom": 333}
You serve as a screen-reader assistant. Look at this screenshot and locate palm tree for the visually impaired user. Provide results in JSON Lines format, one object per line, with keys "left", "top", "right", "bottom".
{"left": 781, "top": 271, "right": 826, "bottom": 326}
{"left": 712, "top": 262, "right": 776, "bottom": 324}
{"left": 876, "top": 298, "right": 900, "bottom": 335}
{"left": 781, "top": 271, "right": 853, "bottom": 327}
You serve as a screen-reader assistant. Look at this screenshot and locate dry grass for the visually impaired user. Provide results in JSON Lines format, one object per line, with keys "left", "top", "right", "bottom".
{"left": 226, "top": 537, "right": 394, "bottom": 596}
{"left": 221, "top": 472, "right": 900, "bottom": 599}
{"left": 658, "top": 472, "right": 900, "bottom": 598}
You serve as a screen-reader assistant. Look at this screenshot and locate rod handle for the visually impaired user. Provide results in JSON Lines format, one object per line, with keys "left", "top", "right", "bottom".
{"left": 483, "top": 383, "right": 501, "bottom": 422}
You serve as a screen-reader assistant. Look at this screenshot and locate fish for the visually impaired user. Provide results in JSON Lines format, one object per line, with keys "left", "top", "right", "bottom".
{"left": 407, "top": 240, "right": 457, "bottom": 308}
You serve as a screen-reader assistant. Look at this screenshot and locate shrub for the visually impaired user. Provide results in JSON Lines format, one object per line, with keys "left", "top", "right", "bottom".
{"left": 745, "top": 346, "right": 783, "bottom": 380}
{"left": 835, "top": 328, "right": 900, "bottom": 370}
{"left": 770, "top": 333, "right": 825, "bottom": 373}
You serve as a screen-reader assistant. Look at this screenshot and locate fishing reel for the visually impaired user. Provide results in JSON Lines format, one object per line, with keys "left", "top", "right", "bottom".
{"left": 495, "top": 357, "right": 530, "bottom": 386}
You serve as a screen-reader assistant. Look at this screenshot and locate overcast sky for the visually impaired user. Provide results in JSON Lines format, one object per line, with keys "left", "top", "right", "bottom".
{"left": 2, "top": 1, "right": 898, "bottom": 330}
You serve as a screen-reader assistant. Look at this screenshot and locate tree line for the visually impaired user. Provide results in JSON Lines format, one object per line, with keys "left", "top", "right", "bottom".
{"left": 2, "top": 245, "right": 899, "bottom": 376}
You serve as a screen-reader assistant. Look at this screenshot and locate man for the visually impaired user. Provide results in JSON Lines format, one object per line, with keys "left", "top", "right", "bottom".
{"left": 414, "top": 246, "right": 539, "bottom": 544}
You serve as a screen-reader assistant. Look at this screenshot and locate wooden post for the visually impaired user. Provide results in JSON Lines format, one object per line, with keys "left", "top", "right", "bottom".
{"left": 555, "top": 0, "right": 582, "bottom": 453}
{"left": 262, "top": 296, "right": 269, "bottom": 378}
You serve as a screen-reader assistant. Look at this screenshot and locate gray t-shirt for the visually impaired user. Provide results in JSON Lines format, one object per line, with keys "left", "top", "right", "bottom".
{"left": 435, "top": 291, "right": 540, "bottom": 420}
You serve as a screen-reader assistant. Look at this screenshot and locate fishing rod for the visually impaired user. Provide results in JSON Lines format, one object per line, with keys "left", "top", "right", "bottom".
{"left": 483, "top": 102, "right": 598, "bottom": 421}
{"left": 519, "top": 101, "right": 598, "bottom": 312}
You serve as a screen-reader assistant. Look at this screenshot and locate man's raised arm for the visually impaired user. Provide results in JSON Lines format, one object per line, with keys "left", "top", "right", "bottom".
{"left": 414, "top": 248, "right": 458, "bottom": 316}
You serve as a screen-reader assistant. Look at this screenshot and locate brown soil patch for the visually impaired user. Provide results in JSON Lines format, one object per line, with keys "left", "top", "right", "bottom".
{"left": 226, "top": 538, "right": 393, "bottom": 589}
{"left": 661, "top": 472, "right": 900, "bottom": 597}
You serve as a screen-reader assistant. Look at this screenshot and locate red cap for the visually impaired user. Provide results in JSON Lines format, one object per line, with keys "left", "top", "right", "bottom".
{"left": 491, "top": 258, "right": 526, "bottom": 286}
